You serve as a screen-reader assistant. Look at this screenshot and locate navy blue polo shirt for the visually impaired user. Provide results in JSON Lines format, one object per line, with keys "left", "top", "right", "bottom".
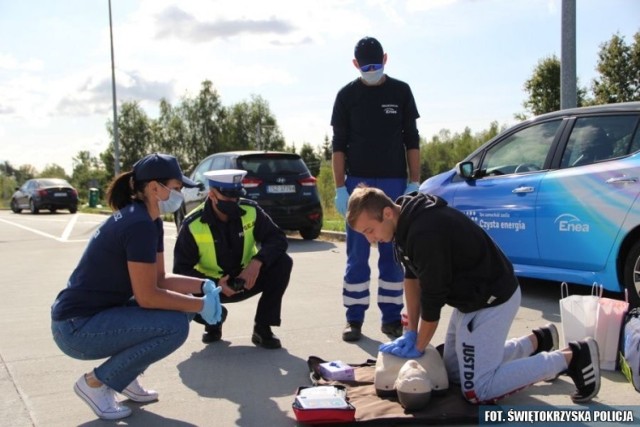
{"left": 51, "top": 201, "right": 163, "bottom": 320}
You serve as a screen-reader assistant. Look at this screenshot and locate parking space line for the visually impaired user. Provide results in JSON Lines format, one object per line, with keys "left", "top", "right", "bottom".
{"left": 0, "top": 217, "right": 62, "bottom": 241}
{"left": 60, "top": 213, "right": 79, "bottom": 241}
{"left": 0, "top": 217, "right": 88, "bottom": 243}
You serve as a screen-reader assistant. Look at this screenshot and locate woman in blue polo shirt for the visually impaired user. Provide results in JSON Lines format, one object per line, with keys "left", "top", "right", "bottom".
{"left": 51, "top": 153, "right": 222, "bottom": 421}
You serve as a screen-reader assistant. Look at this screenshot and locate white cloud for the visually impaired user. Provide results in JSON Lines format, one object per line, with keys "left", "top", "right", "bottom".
{"left": 1, "top": 0, "right": 638, "bottom": 175}
{"left": 0, "top": 53, "right": 43, "bottom": 71}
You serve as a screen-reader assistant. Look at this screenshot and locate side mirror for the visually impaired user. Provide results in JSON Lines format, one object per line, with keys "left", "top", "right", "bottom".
{"left": 457, "top": 161, "right": 475, "bottom": 179}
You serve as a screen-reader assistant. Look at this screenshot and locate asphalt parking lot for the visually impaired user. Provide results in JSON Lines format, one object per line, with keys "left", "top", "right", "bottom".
{"left": 0, "top": 210, "right": 638, "bottom": 426}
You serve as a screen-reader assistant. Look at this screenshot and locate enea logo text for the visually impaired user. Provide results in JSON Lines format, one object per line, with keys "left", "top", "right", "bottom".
{"left": 554, "top": 214, "right": 590, "bottom": 233}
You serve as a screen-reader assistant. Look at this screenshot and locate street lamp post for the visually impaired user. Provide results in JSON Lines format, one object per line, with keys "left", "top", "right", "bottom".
{"left": 561, "top": 0, "right": 577, "bottom": 110}
{"left": 108, "top": 0, "right": 120, "bottom": 175}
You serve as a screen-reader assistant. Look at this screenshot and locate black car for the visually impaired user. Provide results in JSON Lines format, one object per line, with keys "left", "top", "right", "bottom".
{"left": 176, "top": 151, "right": 323, "bottom": 240}
{"left": 11, "top": 178, "right": 78, "bottom": 214}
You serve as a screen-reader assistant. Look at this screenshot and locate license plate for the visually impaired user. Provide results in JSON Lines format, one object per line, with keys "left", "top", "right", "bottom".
{"left": 54, "top": 192, "right": 67, "bottom": 197}
{"left": 267, "top": 185, "right": 295, "bottom": 194}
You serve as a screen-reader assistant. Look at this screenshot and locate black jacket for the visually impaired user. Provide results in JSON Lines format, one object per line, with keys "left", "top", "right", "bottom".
{"left": 173, "top": 199, "right": 288, "bottom": 279}
{"left": 394, "top": 192, "right": 517, "bottom": 322}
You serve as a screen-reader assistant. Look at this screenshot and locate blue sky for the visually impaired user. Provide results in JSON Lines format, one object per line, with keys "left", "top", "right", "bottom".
{"left": 1, "top": 0, "right": 638, "bottom": 175}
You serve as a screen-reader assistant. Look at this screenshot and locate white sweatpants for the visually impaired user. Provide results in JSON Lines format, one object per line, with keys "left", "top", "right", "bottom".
{"left": 443, "top": 286, "right": 568, "bottom": 403}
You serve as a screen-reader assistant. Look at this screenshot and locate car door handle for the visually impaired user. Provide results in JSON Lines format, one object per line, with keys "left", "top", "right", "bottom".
{"left": 512, "top": 186, "right": 534, "bottom": 193}
{"left": 605, "top": 176, "right": 638, "bottom": 185}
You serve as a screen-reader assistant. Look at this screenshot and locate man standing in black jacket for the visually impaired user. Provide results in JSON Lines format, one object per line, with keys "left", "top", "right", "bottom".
{"left": 173, "top": 169, "right": 292, "bottom": 349}
{"left": 346, "top": 185, "right": 601, "bottom": 404}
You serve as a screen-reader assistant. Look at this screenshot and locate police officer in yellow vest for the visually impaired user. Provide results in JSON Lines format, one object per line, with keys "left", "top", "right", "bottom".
{"left": 173, "top": 169, "right": 292, "bottom": 349}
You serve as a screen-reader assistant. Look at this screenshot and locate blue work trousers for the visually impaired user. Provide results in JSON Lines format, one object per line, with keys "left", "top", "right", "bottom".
{"left": 343, "top": 176, "right": 406, "bottom": 324}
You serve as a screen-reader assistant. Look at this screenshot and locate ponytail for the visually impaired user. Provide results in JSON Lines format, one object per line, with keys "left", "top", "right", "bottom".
{"left": 106, "top": 171, "right": 137, "bottom": 211}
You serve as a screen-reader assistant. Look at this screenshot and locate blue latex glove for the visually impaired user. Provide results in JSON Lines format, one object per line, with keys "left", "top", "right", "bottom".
{"left": 404, "top": 182, "right": 420, "bottom": 195}
{"left": 201, "top": 279, "right": 217, "bottom": 295}
{"left": 379, "top": 330, "right": 417, "bottom": 354}
{"left": 199, "top": 287, "right": 222, "bottom": 324}
{"left": 335, "top": 186, "right": 349, "bottom": 217}
{"left": 390, "top": 343, "right": 424, "bottom": 359}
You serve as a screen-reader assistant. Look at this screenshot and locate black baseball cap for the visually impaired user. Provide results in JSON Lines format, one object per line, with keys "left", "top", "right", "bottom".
{"left": 133, "top": 153, "right": 197, "bottom": 188}
{"left": 354, "top": 36, "right": 384, "bottom": 66}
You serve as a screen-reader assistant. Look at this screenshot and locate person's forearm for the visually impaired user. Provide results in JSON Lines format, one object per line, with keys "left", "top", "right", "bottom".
{"left": 404, "top": 278, "right": 421, "bottom": 330}
{"left": 159, "top": 275, "right": 207, "bottom": 295}
{"left": 416, "top": 319, "right": 438, "bottom": 352}
{"left": 406, "top": 148, "right": 420, "bottom": 183}
{"left": 332, "top": 152, "right": 346, "bottom": 187}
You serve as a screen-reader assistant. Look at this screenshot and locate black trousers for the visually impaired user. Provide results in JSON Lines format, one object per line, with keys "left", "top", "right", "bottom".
{"left": 195, "top": 253, "right": 292, "bottom": 329}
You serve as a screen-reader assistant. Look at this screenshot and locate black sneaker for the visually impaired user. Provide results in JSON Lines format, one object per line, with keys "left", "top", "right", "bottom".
{"left": 532, "top": 323, "right": 559, "bottom": 354}
{"left": 381, "top": 320, "right": 403, "bottom": 338}
{"left": 566, "top": 337, "right": 600, "bottom": 403}
{"left": 202, "top": 306, "right": 227, "bottom": 344}
{"left": 342, "top": 322, "right": 362, "bottom": 342}
{"left": 251, "top": 324, "right": 282, "bottom": 349}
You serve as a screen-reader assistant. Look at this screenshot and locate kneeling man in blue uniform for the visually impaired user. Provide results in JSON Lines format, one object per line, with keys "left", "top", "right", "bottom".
{"left": 173, "top": 169, "right": 292, "bottom": 349}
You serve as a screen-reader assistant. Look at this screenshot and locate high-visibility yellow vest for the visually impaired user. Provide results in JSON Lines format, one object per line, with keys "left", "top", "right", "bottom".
{"left": 187, "top": 203, "right": 258, "bottom": 279}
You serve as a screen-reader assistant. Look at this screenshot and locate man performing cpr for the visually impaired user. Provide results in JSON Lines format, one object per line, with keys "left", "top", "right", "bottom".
{"left": 345, "top": 185, "right": 600, "bottom": 404}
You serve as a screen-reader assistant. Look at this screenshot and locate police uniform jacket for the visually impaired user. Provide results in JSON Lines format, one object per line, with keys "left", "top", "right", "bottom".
{"left": 173, "top": 199, "right": 288, "bottom": 280}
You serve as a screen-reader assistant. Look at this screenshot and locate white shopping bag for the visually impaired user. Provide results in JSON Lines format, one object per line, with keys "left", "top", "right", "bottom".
{"left": 594, "top": 290, "right": 629, "bottom": 370}
{"left": 559, "top": 282, "right": 600, "bottom": 347}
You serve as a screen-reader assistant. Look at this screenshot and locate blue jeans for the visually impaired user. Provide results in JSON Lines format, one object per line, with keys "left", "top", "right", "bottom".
{"left": 51, "top": 303, "right": 193, "bottom": 392}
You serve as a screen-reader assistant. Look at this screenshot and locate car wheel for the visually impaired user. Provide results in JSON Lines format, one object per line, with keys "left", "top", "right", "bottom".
{"left": 50, "top": 208, "right": 57, "bottom": 213}
{"left": 299, "top": 226, "right": 321, "bottom": 240}
{"left": 623, "top": 240, "right": 640, "bottom": 307}
{"left": 174, "top": 204, "right": 186, "bottom": 231}
{"left": 10, "top": 199, "right": 22, "bottom": 214}
{"left": 29, "top": 199, "right": 39, "bottom": 214}
{"left": 69, "top": 205, "right": 78, "bottom": 214}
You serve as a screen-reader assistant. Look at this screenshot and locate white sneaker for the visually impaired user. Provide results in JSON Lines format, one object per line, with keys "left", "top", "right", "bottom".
{"left": 121, "top": 377, "right": 159, "bottom": 402}
{"left": 74, "top": 375, "right": 132, "bottom": 420}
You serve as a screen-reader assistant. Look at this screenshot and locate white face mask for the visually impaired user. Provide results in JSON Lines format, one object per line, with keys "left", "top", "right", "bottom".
{"left": 360, "top": 68, "right": 385, "bottom": 85}
{"left": 157, "top": 183, "right": 184, "bottom": 214}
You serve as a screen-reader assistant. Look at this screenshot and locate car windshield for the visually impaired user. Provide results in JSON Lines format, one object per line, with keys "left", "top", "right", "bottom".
{"left": 237, "top": 156, "right": 307, "bottom": 175}
{"left": 39, "top": 179, "right": 71, "bottom": 187}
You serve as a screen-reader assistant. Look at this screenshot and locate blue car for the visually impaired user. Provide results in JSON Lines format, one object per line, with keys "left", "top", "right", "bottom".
{"left": 420, "top": 102, "right": 640, "bottom": 306}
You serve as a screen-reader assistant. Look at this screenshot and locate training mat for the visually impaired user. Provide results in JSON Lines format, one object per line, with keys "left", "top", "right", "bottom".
{"left": 302, "top": 356, "right": 480, "bottom": 425}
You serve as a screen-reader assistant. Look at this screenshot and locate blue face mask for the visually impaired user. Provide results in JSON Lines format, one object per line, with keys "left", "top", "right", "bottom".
{"left": 360, "top": 67, "right": 384, "bottom": 85}
{"left": 157, "top": 183, "right": 184, "bottom": 214}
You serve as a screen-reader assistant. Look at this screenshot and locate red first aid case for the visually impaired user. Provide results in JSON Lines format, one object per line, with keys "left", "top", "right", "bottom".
{"left": 292, "top": 385, "right": 356, "bottom": 424}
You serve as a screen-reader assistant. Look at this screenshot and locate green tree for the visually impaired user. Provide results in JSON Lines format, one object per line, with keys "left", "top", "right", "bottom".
{"left": 221, "top": 101, "right": 254, "bottom": 153}
{"left": 592, "top": 31, "right": 640, "bottom": 104}
{"left": 420, "top": 123, "right": 504, "bottom": 179}
{"left": 103, "top": 101, "right": 154, "bottom": 178}
{"left": 39, "top": 164, "right": 68, "bottom": 179}
{"left": 220, "top": 95, "right": 285, "bottom": 153}
{"left": 523, "top": 56, "right": 561, "bottom": 116}
{"left": 0, "top": 161, "right": 17, "bottom": 178}
{"left": 299, "top": 142, "right": 321, "bottom": 176}
{"left": 320, "top": 135, "right": 332, "bottom": 161}
{"left": 520, "top": 55, "right": 588, "bottom": 119}
{"left": 71, "top": 150, "right": 109, "bottom": 203}
{"left": 316, "top": 161, "right": 335, "bottom": 214}
{"left": 15, "top": 164, "right": 38, "bottom": 183}
{"left": 0, "top": 161, "right": 19, "bottom": 206}
{"left": 177, "top": 80, "right": 226, "bottom": 171}
{"left": 155, "top": 99, "right": 190, "bottom": 171}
